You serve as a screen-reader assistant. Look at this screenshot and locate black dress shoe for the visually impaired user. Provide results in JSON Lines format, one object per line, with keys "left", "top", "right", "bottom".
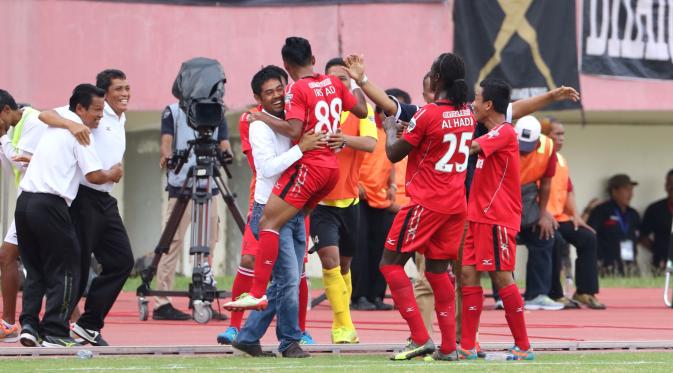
{"left": 281, "top": 341, "right": 310, "bottom": 358}
{"left": 373, "top": 297, "right": 393, "bottom": 311}
{"left": 232, "top": 341, "right": 276, "bottom": 357}
{"left": 350, "top": 296, "right": 376, "bottom": 311}
{"left": 153, "top": 303, "right": 191, "bottom": 321}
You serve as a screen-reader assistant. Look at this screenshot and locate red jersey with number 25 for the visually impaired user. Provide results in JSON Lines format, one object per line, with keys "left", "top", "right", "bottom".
{"left": 284, "top": 74, "right": 357, "bottom": 168}
{"left": 402, "top": 100, "right": 475, "bottom": 214}
{"left": 468, "top": 123, "right": 522, "bottom": 231}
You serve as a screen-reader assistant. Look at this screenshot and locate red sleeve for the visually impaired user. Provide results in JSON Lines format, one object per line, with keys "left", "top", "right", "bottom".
{"left": 567, "top": 177, "right": 574, "bottom": 192}
{"left": 402, "top": 107, "right": 428, "bottom": 148}
{"left": 543, "top": 151, "right": 558, "bottom": 178}
{"left": 239, "top": 113, "right": 251, "bottom": 153}
{"left": 475, "top": 124, "right": 513, "bottom": 158}
{"left": 284, "top": 82, "right": 307, "bottom": 123}
{"left": 336, "top": 77, "right": 357, "bottom": 112}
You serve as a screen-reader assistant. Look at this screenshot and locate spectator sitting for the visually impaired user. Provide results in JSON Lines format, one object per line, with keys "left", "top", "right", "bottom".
{"left": 639, "top": 168, "right": 673, "bottom": 273}
{"left": 543, "top": 117, "right": 604, "bottom": 309}
{"left": 588, "top": 174, "right": 640, "bottom": 276}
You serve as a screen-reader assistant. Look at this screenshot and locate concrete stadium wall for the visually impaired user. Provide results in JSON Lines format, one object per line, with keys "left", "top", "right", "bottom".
{"left": 1, "top": 0, "right": 673, "bottom": 111}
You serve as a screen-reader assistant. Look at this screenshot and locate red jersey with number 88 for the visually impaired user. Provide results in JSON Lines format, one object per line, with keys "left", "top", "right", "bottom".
{"left": 284, "top": 74, "right": 357, "bottom": 168}
{"left": 402, "top": 100, "right": 475, "bottom": 214}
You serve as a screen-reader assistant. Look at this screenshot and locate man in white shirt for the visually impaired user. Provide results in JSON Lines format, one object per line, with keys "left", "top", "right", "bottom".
{"left": 0, "top": 90, "right": 47, "bottom": 343}
{"left": 230, "top": 66, "right": 323, "bottom": 358}
{"left": 38, "top": 70, "right": 133, "bottom": 346}
{"left": 15, "top": 84, "right": 123, "bottom": 348}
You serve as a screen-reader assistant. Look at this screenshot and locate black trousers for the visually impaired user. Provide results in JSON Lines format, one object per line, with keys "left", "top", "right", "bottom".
{"left": 550, "top": 222, "right": 599, "bottom": 298}
{"left": 70, "top": 186, "right": 134, "bottom": 331}
{"left": 351, "top": 201, "right": 394, "bottom": 302}
{"left": 15, "top": 192, "right": 81, "bottom": 337}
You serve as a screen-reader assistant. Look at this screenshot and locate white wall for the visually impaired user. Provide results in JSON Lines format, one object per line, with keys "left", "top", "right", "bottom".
{"left": 562, "top": 124, "right": 673, "bottom": 215}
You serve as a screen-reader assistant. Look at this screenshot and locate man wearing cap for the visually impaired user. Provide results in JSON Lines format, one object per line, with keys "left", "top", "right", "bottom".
{"left": 514, "top": 116, "right": 563, "bottom": 311}
{"left": 588, "top": 174, "right": 640, "bottom": 276}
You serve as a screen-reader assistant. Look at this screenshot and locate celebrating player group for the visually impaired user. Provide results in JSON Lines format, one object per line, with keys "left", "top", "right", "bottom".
{"left": 222, "top": 36, "right": 580, "bottom": 361}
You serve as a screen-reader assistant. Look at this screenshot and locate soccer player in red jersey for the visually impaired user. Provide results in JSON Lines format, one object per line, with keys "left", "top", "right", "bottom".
{"left": 219, "top": 66, "right": 315, "bottom": 345}
{"left": 459, "top": 78, "right": 534, "bottom": 361}
{"left": 224, "top": 37, "right": 367, "bottom": 311}
{"left": 380, "top": 53, "right": 473, "bottom": 361}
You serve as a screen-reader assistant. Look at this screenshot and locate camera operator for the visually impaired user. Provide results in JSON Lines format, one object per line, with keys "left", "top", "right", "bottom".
{"left": 155, "top": 97, "right": 231, "bottom": 321}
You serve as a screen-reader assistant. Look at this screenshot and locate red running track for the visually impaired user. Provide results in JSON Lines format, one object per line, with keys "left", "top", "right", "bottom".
{"left": 2, "top": 288, "right": 672, "bottom": 346}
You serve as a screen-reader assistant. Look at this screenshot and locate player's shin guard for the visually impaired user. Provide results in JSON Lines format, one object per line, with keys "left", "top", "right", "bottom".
{"left": 249, "top": 230, "right": 279, "bottom": 298}
{"left": 381, "top": 265, "right": 429, "bottom": 345}
{"left": 460, "top": 286, "right": 483, "bottom": 351}
{"left": 425, "top": 272, "right": 456, "bottom": 353}
{"left": 499, "top": 284, "right": 530, "bottom": 351}
{"left": 323, "top": 267, "right": 353, "bottom": 330}
{"left": 229, "top": 266, "right": 254, "bottom": 328}
{"left": 298, "top": 271, "right": 308, "bottom": 332}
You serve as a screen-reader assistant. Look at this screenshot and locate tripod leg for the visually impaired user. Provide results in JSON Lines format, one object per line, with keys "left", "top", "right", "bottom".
{"left": 214, "top": 175, "right": 246, "bottom": 234}
{"left": 139, "top": 195, "right": 190, "bottom": 287}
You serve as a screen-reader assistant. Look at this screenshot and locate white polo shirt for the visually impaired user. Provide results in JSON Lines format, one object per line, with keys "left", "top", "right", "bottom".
{"left": 20, "top": 107, "right": 102, "bottom": 206}
{"left": 80, "top": 102, "right": 126, "bottom": 193}
{"left": 249, "top": 111, "right": 303, "bottom": 204}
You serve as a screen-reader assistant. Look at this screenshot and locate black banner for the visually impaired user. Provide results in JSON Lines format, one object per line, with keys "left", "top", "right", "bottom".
{"left": 87, "top": 0, "right": 441, "bottom": 6}
{"left": 454, "top": 0, "right": 581, "bottom": 110}
{"left": 582, "top": 0, "right": 673, "bottom": 80}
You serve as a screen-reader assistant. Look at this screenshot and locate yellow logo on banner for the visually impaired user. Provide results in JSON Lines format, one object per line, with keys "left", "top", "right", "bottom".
{"left": 475, "top": 0, "right": 557, "bottom": 92}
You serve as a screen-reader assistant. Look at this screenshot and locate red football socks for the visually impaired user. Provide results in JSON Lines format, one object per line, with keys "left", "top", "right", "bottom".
{"left": 425, "top": 272, "right": 456, "bottom": 353}
{"left": 298, "top": 272, "right": 308, "bottom": 332}
{"left": 249, "top": 229, "right": 279, "bottom": 298}
{"left": 381, "top": 265, "right": 429, "bottom": 345}
{"left": 499, "top": 284, "right": 530, "bottom": 351}
{"left": 460, "top": 286, "right": 484, "bottom": 351}
{"left": 229, "top": 266, "right": 254, "bottom": 328}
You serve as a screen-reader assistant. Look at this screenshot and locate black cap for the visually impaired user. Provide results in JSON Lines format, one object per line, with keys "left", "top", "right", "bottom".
{"left": 608, "top": 174, "right": 638, "bottom": 190}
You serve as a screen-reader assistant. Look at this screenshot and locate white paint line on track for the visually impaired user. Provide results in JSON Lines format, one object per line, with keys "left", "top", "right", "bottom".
{"left": 36, "top": 360, "right": 673, "bottom": 372}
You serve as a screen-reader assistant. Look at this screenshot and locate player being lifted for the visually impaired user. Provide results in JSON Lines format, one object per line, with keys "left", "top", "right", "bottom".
{"left": 459, "top": 78, "right": 533, "bottom": 361}
{"left": 379, "top": 53, "right": 473, "bottom": 361}
{"left": 224, "top": 37, "right": 368, "bottom": 311}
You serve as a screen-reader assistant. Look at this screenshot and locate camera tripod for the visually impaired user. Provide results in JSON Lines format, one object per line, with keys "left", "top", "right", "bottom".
{"left": 136, "top": 139, "right": 246, "bottom": 323}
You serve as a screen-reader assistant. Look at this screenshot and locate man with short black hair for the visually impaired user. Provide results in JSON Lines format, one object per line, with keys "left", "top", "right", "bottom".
{"left": 460, "top": 78, "right": 534, "bottom": 361}
{"left": 39, "top": 69, "right": 134, "bottom": 345}
{"left": 16, "top": 84, "right": 123, "bottom": 347}
{"left": 224, "top": 37, "right": 367, "bottom": 312}
{"left": 232, "top": 66, "right": 324, "bottom": 358}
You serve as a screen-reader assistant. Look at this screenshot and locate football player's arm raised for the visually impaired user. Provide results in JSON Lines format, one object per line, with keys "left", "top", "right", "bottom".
{"left": 511, "top": 86, "right": 580, "bottom": 120}
{"left": 343, "top": 54, "right": 398, "bottom": 117}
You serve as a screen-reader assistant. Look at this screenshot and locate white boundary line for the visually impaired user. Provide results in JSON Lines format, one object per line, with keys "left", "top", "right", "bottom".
{"left": 2, "top": 340, "right": 673, "bottom": 357}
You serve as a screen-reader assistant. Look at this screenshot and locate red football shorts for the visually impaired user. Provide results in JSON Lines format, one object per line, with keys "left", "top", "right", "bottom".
{"left": 240, "top": 223, "right": 259, "bottom": 257}
{"left": 272, "top": 162, "right": 339, "bottom": 210}
{"left": 462, "top": 221, "right": 517, "bottom": 272}
{"left": 384, "top": 202, "right": 466, "bottom": 260}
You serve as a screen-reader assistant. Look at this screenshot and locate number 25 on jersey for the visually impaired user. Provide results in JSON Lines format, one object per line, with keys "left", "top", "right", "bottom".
{"left": 314, "top": 97, "right": 343, "bottom": 134}
{"left": 435, "top": 132, "right": 473, "bottom": 173}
